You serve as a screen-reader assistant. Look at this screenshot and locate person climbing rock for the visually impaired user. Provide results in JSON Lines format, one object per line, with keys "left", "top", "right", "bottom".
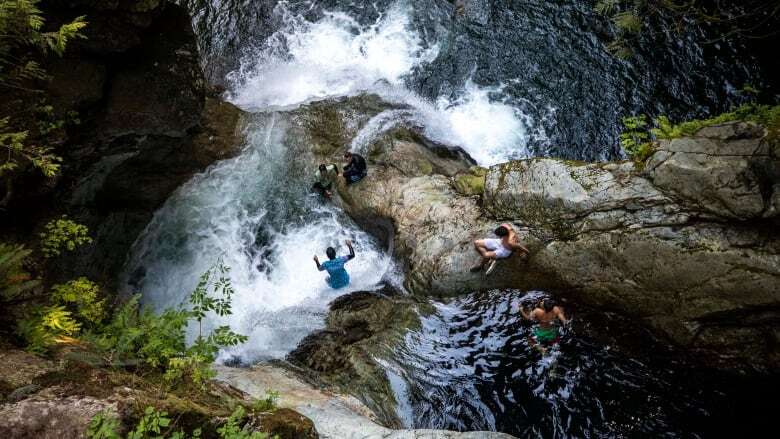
{"left": 314, "top": 239, "right": 355, "bottom": 289}
{"left": 521, "top": 298, "right": 568, "bottom": 353}
{"left": 312, "top": 163, "right": 339, "bottom": 199}
{"left": 343, "top": 151, "right": 367, "bottom": 185}
{"left": 470, "top": 223, "right": 529, "bottom": 275}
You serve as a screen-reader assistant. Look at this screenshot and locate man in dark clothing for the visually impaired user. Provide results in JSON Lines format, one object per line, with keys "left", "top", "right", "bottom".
{"left": 343, "top": 151, "right": 367, "bottom": 185}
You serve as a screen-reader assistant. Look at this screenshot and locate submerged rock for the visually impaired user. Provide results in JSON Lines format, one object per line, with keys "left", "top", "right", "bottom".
{"left": 320, "top": 120, "right": 780, "bottom": 372}
{"left": 288, "top": 288, "right": 424, "bottom": 428}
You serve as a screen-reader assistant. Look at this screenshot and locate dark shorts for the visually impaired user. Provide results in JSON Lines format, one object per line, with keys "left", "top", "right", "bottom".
{"left": 343, "top": 169, "right": 366, "bottom": 184}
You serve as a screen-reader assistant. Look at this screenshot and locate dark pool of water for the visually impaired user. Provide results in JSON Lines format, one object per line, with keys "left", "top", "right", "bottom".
{"left": 384, "top": 290, "right": 775, "bottom": 438}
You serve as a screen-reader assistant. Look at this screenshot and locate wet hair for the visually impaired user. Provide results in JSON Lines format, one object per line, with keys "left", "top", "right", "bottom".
{"left": 344, "top": 151, "right": 353, "bottom": 159}
{"left": 319, "top": 164, "right": 327, "bottom": 172}
{"left": 542, "top": 298, "right": 555, "bottom": 312}
{"left": 494, "top": 225, "right": 509, "bottom": 237}
{"left": 326, "top": 247, "right": 337, "bottom": 259}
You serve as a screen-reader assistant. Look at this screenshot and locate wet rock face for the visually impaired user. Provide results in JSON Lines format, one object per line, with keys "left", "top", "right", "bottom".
{"left": 17, "top": 1, "right": 247, "bottom": 288}
{"left": 329, "top": 122, "right": 780, "bottom": 372}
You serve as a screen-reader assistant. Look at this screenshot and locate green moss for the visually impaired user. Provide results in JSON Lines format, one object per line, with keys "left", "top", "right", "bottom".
{"left": 453, "top": 166, "right": 487, "bottom": 196}
{"left": 652, "top": 103, "right": 780, "bottom": 141}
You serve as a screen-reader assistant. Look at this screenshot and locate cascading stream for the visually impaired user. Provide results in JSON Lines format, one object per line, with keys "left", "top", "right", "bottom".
{"left": 122, "top": 113, "right": 398, "bottom": 362}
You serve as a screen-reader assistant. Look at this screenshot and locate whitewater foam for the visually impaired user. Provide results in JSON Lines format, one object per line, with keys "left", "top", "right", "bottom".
{"left": 228, "top": 0, "right": 546, "bottom": 166}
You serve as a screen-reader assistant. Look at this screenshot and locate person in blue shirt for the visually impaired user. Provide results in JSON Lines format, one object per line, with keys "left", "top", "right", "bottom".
{"left": 313, "top": 240, "right": 355, "bottom": 289}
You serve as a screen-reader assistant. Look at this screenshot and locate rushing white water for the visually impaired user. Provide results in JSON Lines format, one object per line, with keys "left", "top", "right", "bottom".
{"left": 123, "top": 115, "right": 398, "bottom": 362}
{"left": 227, "top": 0, "right": 543, "bottom": 166}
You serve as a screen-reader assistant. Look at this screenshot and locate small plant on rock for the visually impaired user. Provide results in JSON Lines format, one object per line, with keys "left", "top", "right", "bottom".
{"left": 39, "top": 215, "right": 92, "bottom": 257}
{"left": 619, "top": 115, "right": 654, "bottom": 162}
{"left": 251, "top": 390, "right": 279, "bottom": 412}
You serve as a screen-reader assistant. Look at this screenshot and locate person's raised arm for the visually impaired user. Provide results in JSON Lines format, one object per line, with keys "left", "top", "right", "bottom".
{"left": 313, "top": 255, "right": 324, "bottom": 271}
{"left": 520, "top": 305, "right": 534, "bottom": 321}
{"left": 508, "top": 232, "right": 529, "bottom": 254}
{"left": 555, "top": 306, "right": 569, "bottom": 325}
{"left": 345, "top": 240, "right": 355, "bottom": 260}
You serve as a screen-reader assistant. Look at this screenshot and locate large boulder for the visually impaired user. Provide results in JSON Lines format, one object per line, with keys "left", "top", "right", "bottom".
{"left": 645, "top": 122, "right": 778, "bottom": 220}
{"left": 326, "top": 122, "right": 780, "bottom": 372}
{"left": 288, "top": 288, "right": 423, "bottom": 428}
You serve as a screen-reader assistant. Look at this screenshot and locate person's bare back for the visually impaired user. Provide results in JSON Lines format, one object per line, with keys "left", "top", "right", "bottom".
{"left": 530, "top": 305, "right": 567, "bottom": 328}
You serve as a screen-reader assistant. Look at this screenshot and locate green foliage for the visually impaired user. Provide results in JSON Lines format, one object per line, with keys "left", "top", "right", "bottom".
{"left": 18, "top": 304, "right": 81, "bottom": 352}
{"left": 39, "top": 215, "right": 92, "bottom": 257}
{"left": 88, "top": 260, "right": 247, "bottom": 389}
{"left": 36, "top": 103, "right": 80, "bottom": 136}
{"left": 217, "top": 406, "right": 268, "bottom": 439}
{"left": 651, "top": 103, "right": 780, "bottom": 140}
{"left": 87, "top": 406, "right": 271, "bottom": 439}
{"left": 0, "top": 0, "right": 87, "bottom": 89}
{"left": 179, "top": 260, "right": 247, "bottom": 388}
{"left": 619, "top": 115, "right": 655, "bottom": 162}
{"left": 87, "top": 410, "right": 122, "bottom": 439}
{"left": 0, "top": 1, "right": 85, "bottom": 183}
{"left": 619, "top": 103, "right": 780, "bottom": 165}
{"left": 128, "top": 407, "right": 174, "bottom": 439}
{"left": 88, "top": 295, "right": 189, "bottom": 369}
{"left": 0, "top": 116, "right": 61, "bottom": 177}
{"left": 51, "top": 277, "right": 106, "bottom": 324}
{"left": 0, "top": 242, "right": 40, "bottom": 301}
{"left": 18, "top": 275, "right": 108, "bottom": 352}
{"left": 594, "top": 0, "right": 619, "bottom": 15}
{"left": 251, "top": 390, "right": 279, "bottom": 413}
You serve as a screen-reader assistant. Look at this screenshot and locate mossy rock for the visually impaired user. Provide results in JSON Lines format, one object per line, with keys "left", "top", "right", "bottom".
{"left": 0, "top": 379, "right": 13, "bottom": 403}
{"left": 453, "top": 166, "right": 488, "bottom": 196}
{"left": 253, "top": 408, "right": 318, "bottom": 439}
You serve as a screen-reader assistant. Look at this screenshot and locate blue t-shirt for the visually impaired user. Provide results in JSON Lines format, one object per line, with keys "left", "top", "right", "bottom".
{"left": 320, "top": 256, "right": 350, "bottom": 289}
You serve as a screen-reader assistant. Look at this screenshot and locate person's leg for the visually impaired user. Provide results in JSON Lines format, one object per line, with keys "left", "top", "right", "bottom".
{"left": 343, "top": 169, "right": 356, "bottom": 185}
{"left": 471, "top": 240, "right": 496, "bottom": 271}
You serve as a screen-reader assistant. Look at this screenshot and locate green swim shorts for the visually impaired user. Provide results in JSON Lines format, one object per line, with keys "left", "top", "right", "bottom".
{"left": 533, "top": 326, "right": 559, "bottom": 344}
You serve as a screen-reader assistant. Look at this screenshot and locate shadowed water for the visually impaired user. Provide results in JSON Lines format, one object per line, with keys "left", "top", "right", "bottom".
{"left": 386, "top": 290, "right": 734, "bottom": 438}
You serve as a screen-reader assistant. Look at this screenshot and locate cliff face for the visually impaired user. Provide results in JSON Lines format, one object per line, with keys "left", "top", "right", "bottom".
{"left": 323, "top": 116, "right": 779, "bottom": 372}
{"left": 1, "top": 1, "right": 246, "bottom": 287}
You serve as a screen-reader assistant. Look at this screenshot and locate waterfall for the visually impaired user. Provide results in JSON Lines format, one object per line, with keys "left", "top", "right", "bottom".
{"left": 122, "top": 113, "right": 398, "bottom": 362}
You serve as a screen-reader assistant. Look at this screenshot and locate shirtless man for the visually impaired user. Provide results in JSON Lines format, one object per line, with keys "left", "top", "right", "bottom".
{"left": 521, "top": 298, "right": 568, "bottom": 353}
{"left": 471, "top": 223, "right": 529, "bottom": 275}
